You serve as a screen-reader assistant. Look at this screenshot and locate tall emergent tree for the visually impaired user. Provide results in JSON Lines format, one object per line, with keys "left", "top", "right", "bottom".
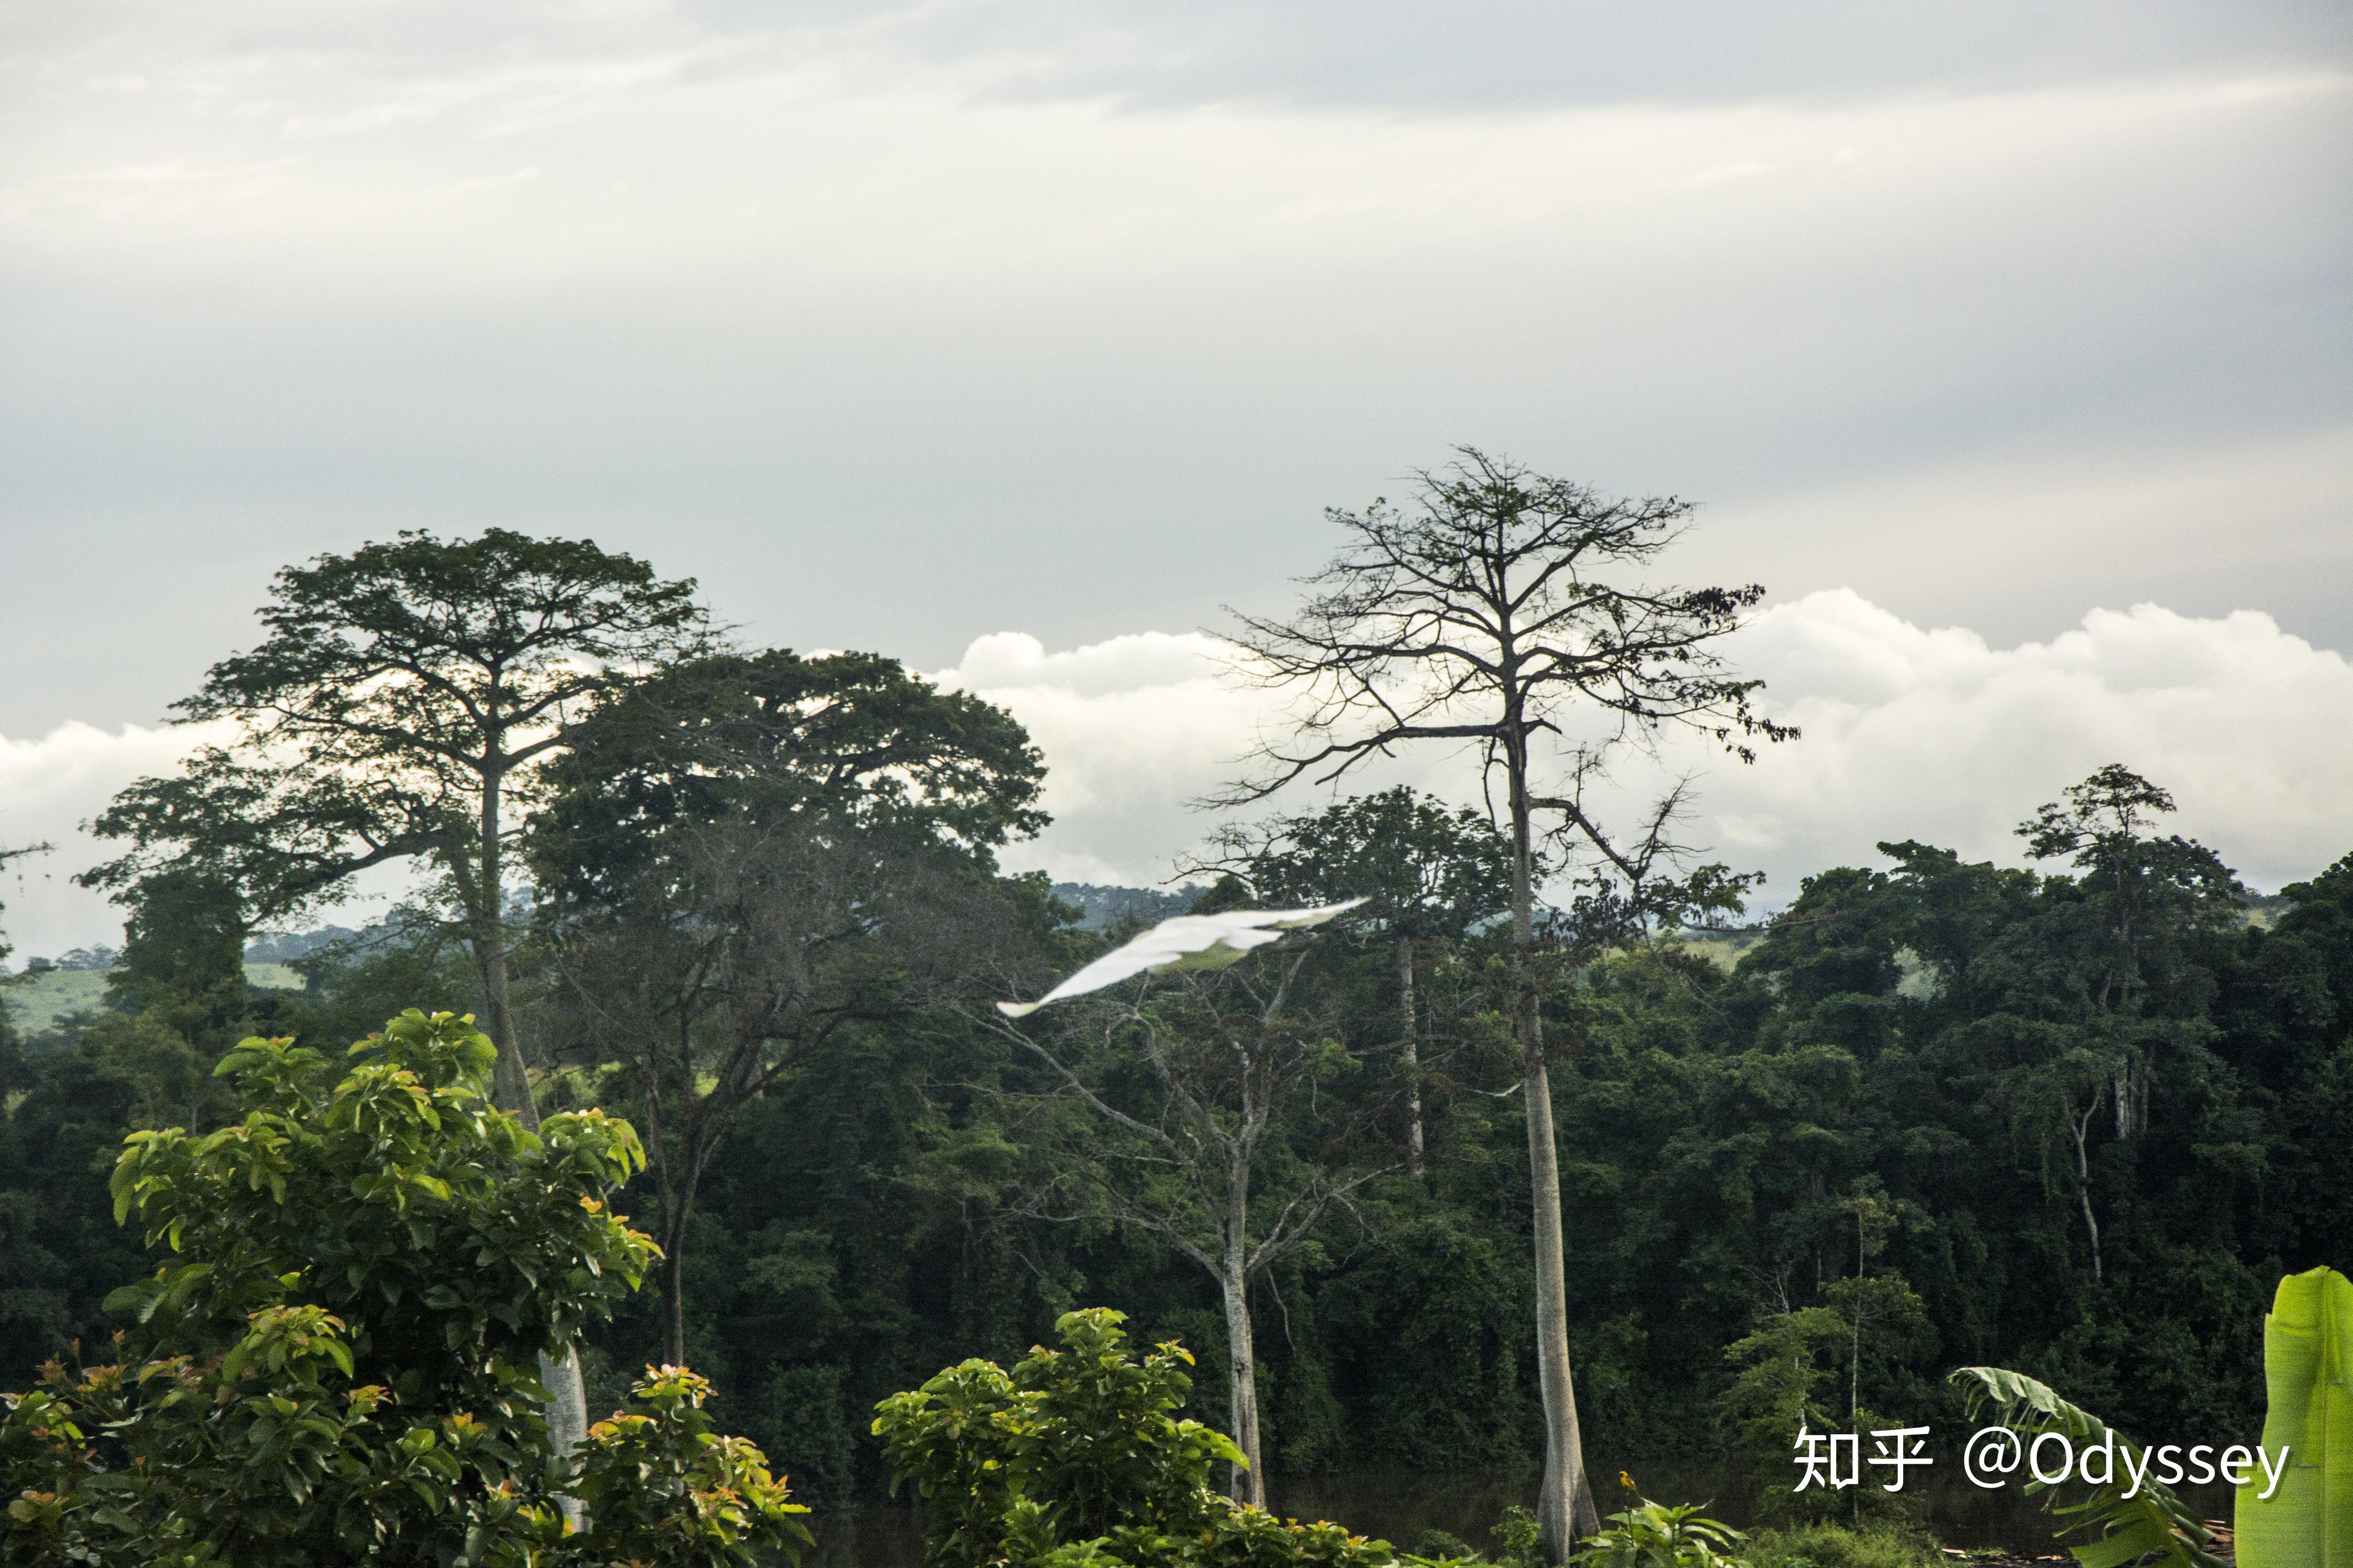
{"left": 530, "top": 648, "right": 1048, "bottom": 1366}
{"left": 2003, "top": 764, "right": 2244, "bottom": 1279}
{"left": 1222, "top": 449, "right": 1791, "bottom": 1555}
{"left": 0, "top": 842, "right": 41, "bottom": 1064}
{"left": 80, "top": 529, "right": 708, "bottom": 1462}
{"left": 2016, "top": 763, "right": 2245, "bottom": 1137}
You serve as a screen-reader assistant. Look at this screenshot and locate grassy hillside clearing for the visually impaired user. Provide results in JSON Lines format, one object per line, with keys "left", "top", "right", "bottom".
{"left": 2, "top": 964, "right": 304, "bottom": 1034}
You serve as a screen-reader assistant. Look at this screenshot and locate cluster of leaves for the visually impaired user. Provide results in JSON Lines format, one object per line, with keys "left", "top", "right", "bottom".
{"left": 874, "top": 1308, "right": 1414, "bottom": 1568}
{"left": 1739, "top": 1521, "right": 1943, "bottom": 1568}
{"left": 0, "top": 1010, "right": 806, "bottom": 1568}
{"left": 1565, "top": 1499, "right": 1742, "bottom": 1568}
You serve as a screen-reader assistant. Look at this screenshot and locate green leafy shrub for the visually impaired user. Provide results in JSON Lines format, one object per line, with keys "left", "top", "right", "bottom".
{"left": 1741, "top": 1521, "right": 1943, "bottom": 1568}
{"left": 1565, "top": 1499, "right": 1742, "bottom": 1568}
{"left": 0, "top": 1011, "right": 808, "bottom": 1568}
{"left": 1489, "top": 1505, "right": 1544, "bottom": 1568}
{"left": 874, "top": 1308, "right": 1407, "bottom": 1568}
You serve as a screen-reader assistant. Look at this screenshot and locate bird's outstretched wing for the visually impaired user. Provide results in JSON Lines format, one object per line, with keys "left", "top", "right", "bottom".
{"left": 996, "top": 898, "right": 1367, "bottom": 1018}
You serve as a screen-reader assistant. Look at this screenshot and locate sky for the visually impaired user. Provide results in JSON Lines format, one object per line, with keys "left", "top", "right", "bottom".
{"left": 2, "top": 2, "right": 2349, "bottom": 959}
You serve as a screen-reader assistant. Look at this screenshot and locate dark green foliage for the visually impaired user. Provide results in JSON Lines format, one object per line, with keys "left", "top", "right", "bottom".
{"left": 533, "top": 646, "right": 1047, "bottom": 903}
{"left": 1742, "top": 1521, "right": 1942, "bottom": 1568}
{"left": 12, "top": 759, "right": 2350, "bottom": 1517}
{"left": 1206, "top": 789, "right": 1513, "bottom": 944}
{"left": 1715, "top": 1307, "right": 1844, "bottom": 1512}
{"left": 0, "top": 1010, "right": 805, "bottom": 1568}
{"left": 1313, "top": 1214, "right": 1538, "bottom": 1470}
{"left": 105, "top": 871, "right": 246, "bottom": 1026}
{"left": 1490, "top": 1506, "right": 1544, "bottom": 1568}
{"left": 528, "top": 644, "right": 1052, "bottom": 1365}
{"left": 0, "top": 1041, "right": 155, "bottom": 1385}
{"left": 550, "top": 804, "right": 2348, "bottom": 1497}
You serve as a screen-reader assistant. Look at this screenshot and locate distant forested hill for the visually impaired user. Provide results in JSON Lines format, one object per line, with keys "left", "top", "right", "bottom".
{"left": 1048, "top": 882, "right": 1208, "bottom": 930}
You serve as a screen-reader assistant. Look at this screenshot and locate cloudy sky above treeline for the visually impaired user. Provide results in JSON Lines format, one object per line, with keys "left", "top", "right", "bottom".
{"left": 2, "top": 2, "right": 2348, "bottom": 958}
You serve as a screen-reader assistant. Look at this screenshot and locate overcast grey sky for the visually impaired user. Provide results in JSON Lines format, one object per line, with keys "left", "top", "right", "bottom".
{"left": 2, "top": 2, "right": 2350, "bottom": 956}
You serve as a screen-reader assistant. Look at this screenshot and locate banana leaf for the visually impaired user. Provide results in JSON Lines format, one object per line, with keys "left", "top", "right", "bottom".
{"left": 2235, "top": 1265, "right": 2351, "bottom": 1568}
{"left": 1950, "top": 1365, "right": 2225, "bottom": 1568}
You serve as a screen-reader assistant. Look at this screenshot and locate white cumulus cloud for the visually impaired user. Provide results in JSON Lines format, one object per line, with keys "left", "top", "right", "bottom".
{"left": 932, "top": 631, "right": 1285, "bottom": 885}
{"left": 1692, "top": 591, "right": 2353, "bottom": 897}
{"left": 0, "top": 719, "right": 231, "bottom": 963}
{"left": 934, "top": 594, "right": 2353, "bottom": 902}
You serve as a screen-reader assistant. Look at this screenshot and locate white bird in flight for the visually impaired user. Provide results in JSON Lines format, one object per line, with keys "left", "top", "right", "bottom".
{"left": 996, "top": 898, "right": 1368, "bottom": 1018}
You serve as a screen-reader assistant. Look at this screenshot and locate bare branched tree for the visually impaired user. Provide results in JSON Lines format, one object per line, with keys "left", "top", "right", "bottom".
{"left": 984, "top": 940, "right": 1390, "bottom": 1509}
{"left": 1217, "top": 447, "right": 1793, "bottom": 1555}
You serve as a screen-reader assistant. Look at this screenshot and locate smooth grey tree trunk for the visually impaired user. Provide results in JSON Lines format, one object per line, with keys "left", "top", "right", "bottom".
{"left": 1507, "top": 724, "right": 1600, "bottom": 1560}
{"left": 473, "top": 756, "right": 592, "bottom": 1527}
{"left": 1221, "top": 1230, "right": 1266, "bottom": 1508}
{"left": 2069, "top": 1100, "right": 2104, "bottom": 1281}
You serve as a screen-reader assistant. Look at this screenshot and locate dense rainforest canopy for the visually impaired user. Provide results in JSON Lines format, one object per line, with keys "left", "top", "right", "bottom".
{"left": 3, "top": 517, "right": 2347, "bottom": 1554}
{"left": 6, "top": 794, "right": 2346, "bottom": 1507}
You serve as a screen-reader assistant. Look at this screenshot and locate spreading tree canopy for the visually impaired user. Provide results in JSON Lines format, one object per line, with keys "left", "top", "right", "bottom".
{"left": 529, "top": 648, "right": 1048, "bottom": 1365}
{"left": 83, "top": 528, "right": 711, "bottom": 1119}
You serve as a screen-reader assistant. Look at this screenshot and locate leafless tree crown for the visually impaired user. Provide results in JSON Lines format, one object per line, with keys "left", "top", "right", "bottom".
{"left": 1219, "top": 447, "right": 1795, "bottom": 929}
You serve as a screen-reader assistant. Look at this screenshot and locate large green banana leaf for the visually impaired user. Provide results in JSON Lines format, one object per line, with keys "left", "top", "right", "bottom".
{"left": 2236, "top": 1265, "right": 2351, "bottom": 1568}
{"left": 1950, "top": 1365, "right": 2225, "bottom": 1568}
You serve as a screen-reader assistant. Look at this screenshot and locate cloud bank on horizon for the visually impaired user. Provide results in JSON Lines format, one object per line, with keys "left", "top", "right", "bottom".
{"left": 938, "top": 593, "right": 2352, "bottom": 906}
{"left": 6, "top": 590, "right": 2346, "bottom": 961}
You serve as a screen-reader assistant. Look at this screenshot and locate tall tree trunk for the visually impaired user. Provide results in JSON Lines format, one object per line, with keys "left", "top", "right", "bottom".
{"left": 1849, "top": 1206, "right": 1862, "bottom": 1424}
{"left": 659, "top": 1127, "right": 707, "bottom": 1369}
{"left": 1221, "top": 1228, "right": 1265, "bottom": 1508}
{"left": 1508, "top": 729, "right": 1599, "bottom": 1559}
{"left": 1849, "top": 1208, "right": 1862, "bottom": 1428}
{"left": 2069, "top": 1102, "right": 2104, "bottom": 1281}
{"left": 635, "top": 1069, "right": 693, "bottom": 1366}
{"left": 473, "top": 756, "right": 591, "bottom": 1521}
{"left": 1398, "top": 937, "right": 1425, "bottom": 1176}
{"left": 662, "top": 1225, "right": 690, "bottom": 1368}
{"left": 477, "top": 762, "right": 537, "bottom": 1128}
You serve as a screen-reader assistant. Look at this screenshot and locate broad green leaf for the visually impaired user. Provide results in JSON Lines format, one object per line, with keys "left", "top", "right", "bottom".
{"left": 1951, "top": 1365, "right": 2225, "bottom": 1568}
{"left": 2236, "top": 1265, "right": 2352, "bottom": 1568}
